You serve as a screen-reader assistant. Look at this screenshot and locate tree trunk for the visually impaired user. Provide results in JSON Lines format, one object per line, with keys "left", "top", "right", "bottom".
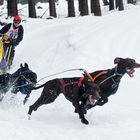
{"left": 0, "top": 0, "right": 4, "bottom": 5}
{"left": 102, "top": 0, "right": 109, "bottom": 5}
{"left": 49, "top": 0, "right": 56, "bottom": 17}
{"left": 109, "top": 0, "right": 114, "bottom": 10}
{"left": 91, "top": 0, "right": 101, "bottom": 16}
{"left": 127, "top": 0, "right": 134, "bottom": 4}
{"left": 7, "top": 0, "right": 18, "bottom": 16}
{"left": 91, "top": 0, "right": 94, "bottom": 13}
{"left": 116, "top": 0, "right": 119, "bottom": 8}
{"left": 67, "top": 0, "right": 75, "bottom": 17}
{"left": 28, "top": 0, "right": 37, "bottom": 18}
{"left": 80, "top": 0, "right": 89, "bottom": 16}
{"left": 78, "top": 0, "right": 82, "bottom": 14}
{"left": 118, "top": 0, "right": 124, "bottom": 10}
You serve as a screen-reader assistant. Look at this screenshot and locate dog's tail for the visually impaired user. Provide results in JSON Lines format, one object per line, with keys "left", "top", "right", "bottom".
{"left": 32, "top": 83, "right": 46, "bottom": 90}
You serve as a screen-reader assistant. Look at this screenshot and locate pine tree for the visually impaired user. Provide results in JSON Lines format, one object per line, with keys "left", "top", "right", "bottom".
{"left": 109, "top": 0, "right": 114, "bottom": 10}
{"left": 0, "top": 0, "right": 4, "bottom": 5}
{"left": 91, "top": 0, "right": 101, "bottom": 16}
{"left": 28, "top": 0, "right": 37, "bottom": 18}
{"left": 80, "top": 0, "right": 89, "bottom": 16}
{"left": 67, "top": 0, "right": 75, "bottom": 17}
{"left": 102, "top": 0, "right": 109, "bottom": 5}
{"left": 49, "top": 0, "right": 56, "bottom": 17}
{"left": 7, "top": 0, "right": 18, "bottom": 16}
{"left": 127, "top": 0, "right": 134, "bottom": 4}
{"left": 117, "top": 0, "right": 124, "bottom": 11}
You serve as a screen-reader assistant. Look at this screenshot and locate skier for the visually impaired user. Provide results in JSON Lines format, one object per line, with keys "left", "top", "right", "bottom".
{"left": 0, "top": 15, "right": 24, "bottom": 70}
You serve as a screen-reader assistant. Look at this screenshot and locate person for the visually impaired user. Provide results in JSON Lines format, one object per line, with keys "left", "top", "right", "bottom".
{"left": 0, "top": 15, "right": 24, "bottom": 69}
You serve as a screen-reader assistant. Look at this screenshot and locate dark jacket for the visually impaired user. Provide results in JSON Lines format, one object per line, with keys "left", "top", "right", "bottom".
{"left": 0, "top": 23, "right": 24, "bottom": 46}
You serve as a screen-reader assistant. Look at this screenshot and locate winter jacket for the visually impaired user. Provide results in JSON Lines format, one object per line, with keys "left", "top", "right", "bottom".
{"left": 0, "top": 23, "right": 24, "bottom": 46}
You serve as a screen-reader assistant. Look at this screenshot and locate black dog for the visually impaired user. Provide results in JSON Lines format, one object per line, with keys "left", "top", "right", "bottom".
{"left": 85, "top": 57, "right": 140, "bottom": 110}
{"left": 0, "top": 63, "right": 37, "bottom": 104}
{"left": 28, "top": 57, "right": 140, "bottom": 125}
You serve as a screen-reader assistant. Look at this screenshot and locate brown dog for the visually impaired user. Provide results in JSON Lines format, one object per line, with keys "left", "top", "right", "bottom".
{"left": 28, "top": 57, "right": 140, "bottom": 125}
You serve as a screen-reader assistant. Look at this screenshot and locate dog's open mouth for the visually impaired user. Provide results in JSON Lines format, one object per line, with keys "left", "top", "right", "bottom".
{"left": 126, "top": 68, "right": 135, "bottom": 77}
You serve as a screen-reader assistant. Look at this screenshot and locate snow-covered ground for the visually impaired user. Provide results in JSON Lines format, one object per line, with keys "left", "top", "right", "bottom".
{"left": 0, "top": 1, "right": 140, "bottom": 140}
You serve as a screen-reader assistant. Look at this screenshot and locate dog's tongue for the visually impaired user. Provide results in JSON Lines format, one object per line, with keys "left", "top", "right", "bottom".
{"left": 126, "top": 68, "right": 135, "bottom": 77}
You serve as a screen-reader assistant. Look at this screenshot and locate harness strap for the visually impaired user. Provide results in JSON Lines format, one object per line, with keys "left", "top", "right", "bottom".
{"left": 99, "top": 73, "right": 118, "bottom": 86}
{"left": 83, "top": 69, "right": 108, "bottom": 83}
{"left": 83, "top": 70, "right": 116, "bottom": 87}
{"left": 78, "top": 77, "right": 84, "bottom": 86}
{"left": 83, "top": 70, "right": 94, "bottom": 82}
{"left": 59, "top": 79, "right": 65, "bottom": 93}
{"left": 92, "top": 71, "right": 108, "bottom": 82}
{"left": 59, "top": 77, "right": 84, "bottom": 93}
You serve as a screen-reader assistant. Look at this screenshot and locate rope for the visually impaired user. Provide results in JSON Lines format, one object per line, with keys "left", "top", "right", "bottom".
{"left": 7, "top": 68, "right": 117, "bottom": 90}
{"left": 37, "top": 68, "right": 84, "bottom": 83}
{"left": 4, "top": 68, "right": 117, "bottom": 90}
{"left": 11, "top": 73, "right": 37, "bottom": 88}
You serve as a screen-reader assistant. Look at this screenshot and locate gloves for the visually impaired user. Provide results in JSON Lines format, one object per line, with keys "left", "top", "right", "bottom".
{"left": 10, "top": 40, "right": 18, "bottom": 47}
{"left": 14, "top": 40, "right": 19, "bottom": 47}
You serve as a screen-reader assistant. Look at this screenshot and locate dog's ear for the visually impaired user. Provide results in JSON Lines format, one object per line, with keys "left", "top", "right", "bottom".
{"left": 24, "top": 63, "right": 29, "bottom": 68}
{"left": 114, "top": 57, "right": 123, "bottom": 64}
{"left": 20, "top": 64, "right": 23, "bottom": 68}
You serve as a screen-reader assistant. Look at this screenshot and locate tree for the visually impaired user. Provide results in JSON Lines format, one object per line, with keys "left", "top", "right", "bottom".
{"left": 117, "top": 0, "right": 124, "bottom": 10}
{"left": 0, "top": 0, "right": 4, "bottom": 5}
{"left": 102, "top": 0, "right": 109, "bottom": 5}
{"left": 49, "top": 0, "right": 56, "bottom": 17}
{"left": 127, "top": 0, "right": 134, "bottom": 4}
{"left": 7, "top": 0, "right": 18, "bottom": 16}
{"left": 109, "top": 0, "right": 114, "bottom": 10}
{"left": 80, "top": 0, "right": 89, "bottom": 16}
{"left": 67, "top": 0, "right": 75, "bottom": 17}
{"left": 109, "top": 0, "right": 124, "bottom": 11}
{"left": 78, "top": 0, "right": 82, "bottom": 14}
{"left": 91, "top": 0, "right": 101, "bottom": 16}
{"left": 28, "top": 0, "right": 37, "bottom": 18}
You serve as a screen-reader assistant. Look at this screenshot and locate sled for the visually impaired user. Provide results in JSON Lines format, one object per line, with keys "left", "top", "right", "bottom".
{"left": 0, "top": 40, "right": 3, "bottom": 63}
{"left": 0, "top": 35, "right": 12, "bottom": 73}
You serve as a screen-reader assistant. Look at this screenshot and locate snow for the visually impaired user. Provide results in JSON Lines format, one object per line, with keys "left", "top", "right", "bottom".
{"left": 0, "top": 1, "right": 140, "bottom": 140}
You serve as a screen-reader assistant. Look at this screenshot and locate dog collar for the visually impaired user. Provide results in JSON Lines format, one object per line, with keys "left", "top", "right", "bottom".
{"left": 115, "top": 66, "right": 124, "bottom": 77}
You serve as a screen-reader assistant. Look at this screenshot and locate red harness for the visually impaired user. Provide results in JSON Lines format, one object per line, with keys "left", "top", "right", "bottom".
{"left": 59, "top": 70, "right": 108, "bottom": 93}
{"left": 59, "top": 77, "right": 84, "bottom": 93}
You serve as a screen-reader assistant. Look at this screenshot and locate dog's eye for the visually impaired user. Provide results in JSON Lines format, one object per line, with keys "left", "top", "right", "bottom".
{"left": 127, "top": 67, "right": 131, "bottom": 69}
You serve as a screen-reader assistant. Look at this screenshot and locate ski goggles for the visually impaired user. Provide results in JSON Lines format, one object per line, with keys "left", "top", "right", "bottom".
{"left": 14, "top": 19, "right": 21, "bottom": 24}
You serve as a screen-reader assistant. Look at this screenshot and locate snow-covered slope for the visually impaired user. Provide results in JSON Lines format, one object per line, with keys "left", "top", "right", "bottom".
{"left": 0, "top": 2, "right": 140, "bottom": 140}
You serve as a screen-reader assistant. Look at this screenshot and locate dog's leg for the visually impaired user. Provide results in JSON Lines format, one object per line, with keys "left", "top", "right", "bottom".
{"left": 71, "top": 86, "right": 89, "bottom": 125}
{"left": 28, "top": 88, "right": 60, "bottom": 116}
{"left": 74, "top": 100, "right": 87, "bottom": 114}
{"left": 28, "top": 97, "right": 42, "bottom": 116}
{"left": 73, "top": 99, "right": 89, "bottom": 125}
{"left": 23, "top": 93, "right": 30, "bottom": 105}
{"left": 78, "top": 104, "right": 89, "bottom": 125}
{"left": 0, "top": 93, "right": 5, "bottom": 101}
{"left": 96, "top": 97, "right": 108, "bottom": 106}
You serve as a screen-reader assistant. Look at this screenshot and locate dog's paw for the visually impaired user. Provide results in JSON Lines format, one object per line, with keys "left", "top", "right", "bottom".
{"left": 81, "top": 118, "right": 89, "bottom": 125}
{"left": 28, "top": 115, "right": 31, "bottom": 120}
